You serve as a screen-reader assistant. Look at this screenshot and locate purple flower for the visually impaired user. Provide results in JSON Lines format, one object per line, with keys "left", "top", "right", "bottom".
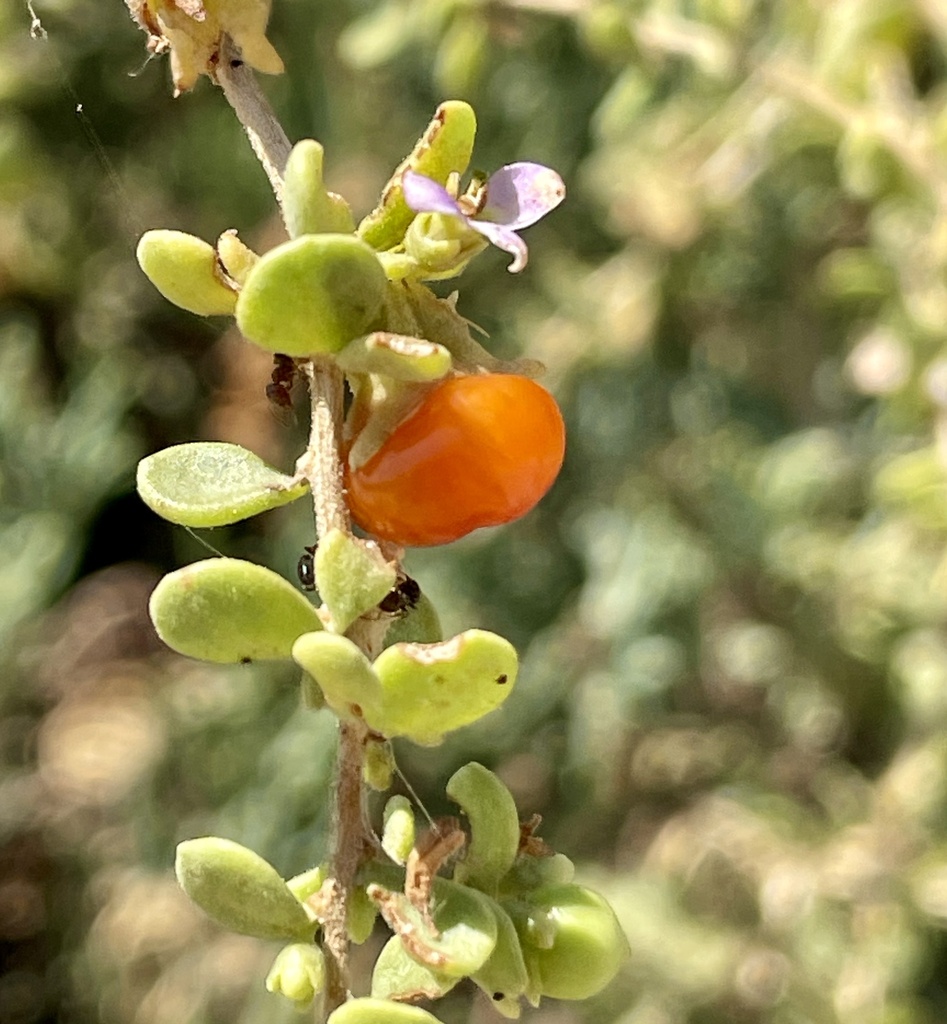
{"left": 402, "top": 163, "right": 565, "bottom": 273}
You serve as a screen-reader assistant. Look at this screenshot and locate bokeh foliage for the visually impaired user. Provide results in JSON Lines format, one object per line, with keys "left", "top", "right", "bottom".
{"left": 4, "top": 0, "right": 947, "bottom": 1022}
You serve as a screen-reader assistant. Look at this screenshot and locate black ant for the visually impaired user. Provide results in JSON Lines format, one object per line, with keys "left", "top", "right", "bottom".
{"left": 297, "top": 544, "right": 317, "bottom": 591}
{"left": 266, "top": 353, "right": 299, "bottom": 413}
{"left": 379, "top": 575, "right": 421, "bottom": 614}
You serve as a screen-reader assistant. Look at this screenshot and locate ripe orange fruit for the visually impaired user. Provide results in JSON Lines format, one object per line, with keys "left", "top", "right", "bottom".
{"left": 344, "top": 374, "right": 565, "bottom": 547}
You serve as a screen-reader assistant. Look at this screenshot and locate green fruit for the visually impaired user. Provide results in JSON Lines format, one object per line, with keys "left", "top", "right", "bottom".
{"left": 508, "top": 884, "right": 628, "bottom": 1001}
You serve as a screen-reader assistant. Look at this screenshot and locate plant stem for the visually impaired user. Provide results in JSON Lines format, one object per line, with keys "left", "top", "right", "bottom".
{"left": 213, "top": 50, "right": 372, "bottom": 1017}
{"left": 301, "top": 358, "right": 367, "bottom": 1011}
{"left": 215, "top": 35, "right": 292, "bottom": 212}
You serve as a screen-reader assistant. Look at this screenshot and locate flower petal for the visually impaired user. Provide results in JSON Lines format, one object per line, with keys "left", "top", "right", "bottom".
{"left": 471, "top": 221, "right": 530, "bottom": 273}
{"left": 402, "top": 171, "right": 465, "bottom": 217}
{"left": 480, "top": 162, "right": 565, "bottom": 230}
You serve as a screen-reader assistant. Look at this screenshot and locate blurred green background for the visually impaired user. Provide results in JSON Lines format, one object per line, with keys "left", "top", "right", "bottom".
{"left": 4, "top": 0, "right": 947, "bottom": 1021}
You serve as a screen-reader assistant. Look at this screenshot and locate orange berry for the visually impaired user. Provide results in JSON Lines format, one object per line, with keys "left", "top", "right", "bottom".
{"left": 344, "top": 374, "right": 565, "bottom": 547}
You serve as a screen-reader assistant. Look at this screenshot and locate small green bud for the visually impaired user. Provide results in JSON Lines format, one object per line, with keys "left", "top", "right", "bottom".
{"left": 175, "top": 837, "right": 314, "bottom": 941}
{"left": 363, "top": 737, "right": 396, "bottom": 791}
{"left": 381, "top": 795, "right": 415, "bottom": 865}
{"left": 265, "top": 943, "right": 326, "bottom": 1009}
{"left": 286, "top": 864, "right": 327, "bottom": 903}
{"left": 137, "top": 230, "right": 238, "bottom": 316}
{"left": 284, "top": 140, "right": 355, "bottom": 237}
{"left": 347, "top": 885, "right": 379, "bottom": 944}
{"left": 236, "top": 234, "right": 387, "bottom": 356}
{"left": 216, "top": 230, "right": 259, "bottom": 285}
{"left": 402, "top": 211, "right": 486, "bottom": 280}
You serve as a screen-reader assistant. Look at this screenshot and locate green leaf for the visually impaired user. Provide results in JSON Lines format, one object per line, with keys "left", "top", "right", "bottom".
{"left": 370, "top": 877, "right": 498, "bottom": 977}
{"left": 371, "top": 630, "right": 519, "bottom": 745}
{"left": 382, "top": 592, "right": 443, "bottom": 648}
{"left": 150, "top": 558, "right": 322, "bottom": 663}
{"left": 294, "top": 629, "right": 517, "bottom": 744}
{"left": 284, "top": 140, "right": 355, "bottom": 237}
{"left": 347, "top": 885, "right": 379, "bottom": 944}
{"left": 314, "top": 528, "right": 396, "bottom": 632}
{"left": 447, "top": 763, "right": 520, "bottom": 894}
{"left": 371, "top": 936, "right": 458, "bottom": 1002}
{"left": 470, "top": 900, "right": 530, "bottom": 1018}
{"left": 175, "top": 838, "right": 314, "bottom": 941}
{"left": 358, "top": 101, "right": 477, "bottom": 251}
{"left": 236, "top": 234, "right": 387, "bottom": 356}
{"left": 137, "top": 442, "right": 308, "bottom": 527}
{"left": 327, "top": 998, "right": 445, "bottom": 1024}
{"left": 136, "top": 230, "right": 238, "bottom": 316}
{"left": 292, "top": 631, "right": 382, "bottom": 722}
{"left": 336, "top": 332, "right": 452, "bottom": 382}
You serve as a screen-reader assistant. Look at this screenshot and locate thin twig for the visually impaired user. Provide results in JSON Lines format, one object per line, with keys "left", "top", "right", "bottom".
{"left": 215, "top": 35, "right": 292, "bottom": 209}
{"left": 322, "top": 720, "right": 370, "bottom": 1010}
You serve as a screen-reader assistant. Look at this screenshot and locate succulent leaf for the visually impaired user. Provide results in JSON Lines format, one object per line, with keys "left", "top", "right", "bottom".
{"left": 150, "top": 558, "right": 322, "bottom": 663}
{"left": 137, "top": 442, "right": 308, "bottom": 527}
{"left": 470, "top": 900, "right": 530, "bottom": 1018}
{"left": 447, "top": 762, "right": 520, "bottom": 893}
{"left": 370, "top": 877, "right": 498, "bottom": 977}
{"left": 371, "top": 936, "right": 458, "bottom": 1002}
{"left": 314, "top": 528, "right": 396, "bottom": 632}
{"left": 336, "top": 332, "right": 452, "bottom": 382}
{"left": 136, "top": 229, "right": 237, "bottom": 315}
{"left": 382, "top": 592, "right": 443, "bottom": 648}
{"left": 506, "top": 883, "right": 629, "bottom": 1002}
{"left": 291, "top": 631, "right": 383, "bottom": 723}
{"left": 175, "top": 837, "right": 313, "bottom": 941}
{"left": 236, "top": 234, "right": 387, "bottom": 356}
{"left": 283, "top": 140, "right": 355, "bottom": 237}
{"left": 370, "top": 630, "right": 518, "bottom": 744}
